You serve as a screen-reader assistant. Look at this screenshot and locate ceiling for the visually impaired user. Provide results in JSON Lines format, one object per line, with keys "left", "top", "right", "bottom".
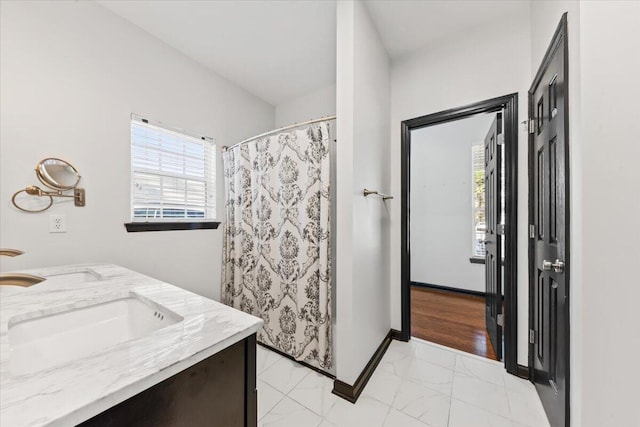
{"left": 366, "top": 0, "right": 529, "bottom": 59}
{"left": 98, "top": 0, "right": 337, "bottom": 106}
{"left": 365, "top": 1, "right": 529, "bottom": 59}
{"left": 98, "top": 1, "right": 527, "bottom": 106}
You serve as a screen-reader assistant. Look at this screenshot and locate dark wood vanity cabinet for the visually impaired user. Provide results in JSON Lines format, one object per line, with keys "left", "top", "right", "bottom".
{"left": 79, "top": 334, "right": 257, "bottom": 427}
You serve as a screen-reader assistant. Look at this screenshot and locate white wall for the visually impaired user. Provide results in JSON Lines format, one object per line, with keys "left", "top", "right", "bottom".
{"left": 389, "top": 6, "right": 532, "bottom": 365}
{"left": 0, "top": 1, "right": 274, "bottom": 301}
{"left": 578, "top": 2, "right": 640, "bottom": 426}
{"left": 336, "top": 0, "right": 391, "bottom": 385}
{"left": 410, "top": 114, "right": 495, "bottom": 293}
{"left": 275, "top": 84, "right": 336, "bottom": 128}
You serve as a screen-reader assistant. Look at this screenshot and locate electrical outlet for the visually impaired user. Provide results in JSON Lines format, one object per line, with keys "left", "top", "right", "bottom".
{"left": 49, "top": 214, "right": 66, "bottom": 233}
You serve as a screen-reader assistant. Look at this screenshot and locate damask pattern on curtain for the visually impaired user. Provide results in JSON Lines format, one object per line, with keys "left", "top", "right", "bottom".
{"left": 221, "top": 122, "right": 332, "bottom": 369}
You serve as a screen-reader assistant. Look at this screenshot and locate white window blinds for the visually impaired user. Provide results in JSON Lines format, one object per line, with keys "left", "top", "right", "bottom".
{"left": 130, "top": 118, "right": 215, "bottom": 222}
{"left": 471, "top": 143, "right": 486, "bottom": 257}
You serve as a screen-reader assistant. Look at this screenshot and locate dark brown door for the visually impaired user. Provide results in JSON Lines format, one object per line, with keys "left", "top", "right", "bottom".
{"left": 484, "top": 112, "right": 502, "bottom": 360}
{"left": 530, "top": 15, "right": 569, "bottom": 427}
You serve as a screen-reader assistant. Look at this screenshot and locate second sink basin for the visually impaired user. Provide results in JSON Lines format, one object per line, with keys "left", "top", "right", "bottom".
{"left": 8, "top": 294, "right": 183, "bottom": 375}
{"left": 41, "top": 269, "right": 102, "bottom": 286}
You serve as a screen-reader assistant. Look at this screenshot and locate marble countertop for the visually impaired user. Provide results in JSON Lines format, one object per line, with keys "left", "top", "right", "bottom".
{"left": 0, "top": 264, "right": 263, "bottom": 427}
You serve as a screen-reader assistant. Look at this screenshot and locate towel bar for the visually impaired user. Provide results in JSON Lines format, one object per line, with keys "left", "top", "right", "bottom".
{"left": 363, "top": 189, "right": 393, "bottom": 200}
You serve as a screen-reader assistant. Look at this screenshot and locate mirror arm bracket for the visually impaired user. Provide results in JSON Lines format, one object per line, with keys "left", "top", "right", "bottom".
{"left": 46, "top": 189, "right": 85, "bottom": 206}
{"left": 74, "top": 188, "right": 86, "bottom": 206}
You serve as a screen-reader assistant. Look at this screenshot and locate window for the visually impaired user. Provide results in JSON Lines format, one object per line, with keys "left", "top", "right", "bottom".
{"left": 471, "top": 143, "right": 486, "bottom": 258}
{"left": 128, "top": 116, "right": 216, "bottom": 230}
{"left": 471, "top": 141, "right": 505, "bottom": 260}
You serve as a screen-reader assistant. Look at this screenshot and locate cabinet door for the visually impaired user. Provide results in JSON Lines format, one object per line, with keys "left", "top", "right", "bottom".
{"left": 80, "top": 336, "right": 255, "bottom": 427}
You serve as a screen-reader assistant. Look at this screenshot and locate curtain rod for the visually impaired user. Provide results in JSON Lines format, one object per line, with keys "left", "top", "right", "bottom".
{"left": 221, "top": 115, "right": 336, "bottom": 152}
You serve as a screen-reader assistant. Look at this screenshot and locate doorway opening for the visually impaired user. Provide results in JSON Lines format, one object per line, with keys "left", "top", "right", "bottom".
{"left": 408, "top": 112, "right": 505, "bottom": 361}
{"left": 400, "top": 94, "right": 519, "bottom": 375}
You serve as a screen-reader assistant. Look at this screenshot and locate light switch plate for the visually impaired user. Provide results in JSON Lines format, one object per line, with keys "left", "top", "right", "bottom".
{"left": 49, "top": 214, "right": 66, "bottom": 233}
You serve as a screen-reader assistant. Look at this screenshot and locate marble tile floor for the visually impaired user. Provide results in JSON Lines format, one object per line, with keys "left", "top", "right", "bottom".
{"left": 256, "top": 338, "right": 551, "bottom": 427}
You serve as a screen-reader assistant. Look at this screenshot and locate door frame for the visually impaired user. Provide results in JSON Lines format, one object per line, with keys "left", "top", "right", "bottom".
{"left": 400, "top": 93, "right": 520, "bottom": 375}
{"left": 528, "top": 13, "right": 570, "bottom": 425}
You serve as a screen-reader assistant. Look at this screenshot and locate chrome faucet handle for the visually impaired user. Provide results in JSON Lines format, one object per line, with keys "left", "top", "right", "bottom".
{"left": 0, "top": 248, "right": 24, "bottom": 257}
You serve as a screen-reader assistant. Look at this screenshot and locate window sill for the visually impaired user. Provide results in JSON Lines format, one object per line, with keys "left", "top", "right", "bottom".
{"left": 125, "top": 221, "right": 220, "bottom": 232}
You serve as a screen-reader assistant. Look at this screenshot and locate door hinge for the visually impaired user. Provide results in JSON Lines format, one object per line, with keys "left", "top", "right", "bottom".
{"left": 497, "top": 314, "right": 504, "bottom": 327}
{"left": 497, "top": 224, "right": 505, "bottom": 235}
{"left": 529, "top": 329, "right": 536, "bottom": 344}
{"left": 497, "top": 134, "right": 504, "bottom": 146}
{"left": 528, "top": 119, "right": 535, "bottom": 134}
{"left": 529, "top": 224, "right": 535, "bottom": 239}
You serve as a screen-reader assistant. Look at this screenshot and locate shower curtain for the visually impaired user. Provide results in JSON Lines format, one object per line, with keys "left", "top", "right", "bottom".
{"left": 222, "top": 121, "right": 332, "bottom": 369}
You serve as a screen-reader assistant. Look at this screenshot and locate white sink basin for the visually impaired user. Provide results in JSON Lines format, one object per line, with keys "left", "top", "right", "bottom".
{"left": 8, "top": 295, "right": 182, "bottom": 375}
{"left": 42, "top": 269, "right": 101, "bottom": 285}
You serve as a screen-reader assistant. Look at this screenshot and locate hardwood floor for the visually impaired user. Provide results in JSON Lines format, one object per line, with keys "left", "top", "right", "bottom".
{"left": 411, "top": 286, "right": 499, "bottom": 361}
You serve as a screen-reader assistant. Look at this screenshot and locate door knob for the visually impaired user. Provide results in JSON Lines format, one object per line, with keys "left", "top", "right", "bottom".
{"left": 542, "top": 259, "right": 565, "bottom": 273}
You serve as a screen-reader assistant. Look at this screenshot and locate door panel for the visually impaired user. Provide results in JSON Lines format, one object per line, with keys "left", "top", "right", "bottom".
{"left": 530, "top": 16, "right": 569, "bottom": 427}
{"left": 484, "top": 112, "right": 502, "bottom": 360}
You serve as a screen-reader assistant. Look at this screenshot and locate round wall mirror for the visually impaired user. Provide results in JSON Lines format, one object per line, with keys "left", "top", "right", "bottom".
{"left": 35, "top": 158, "right": 81, "bottom": 190}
